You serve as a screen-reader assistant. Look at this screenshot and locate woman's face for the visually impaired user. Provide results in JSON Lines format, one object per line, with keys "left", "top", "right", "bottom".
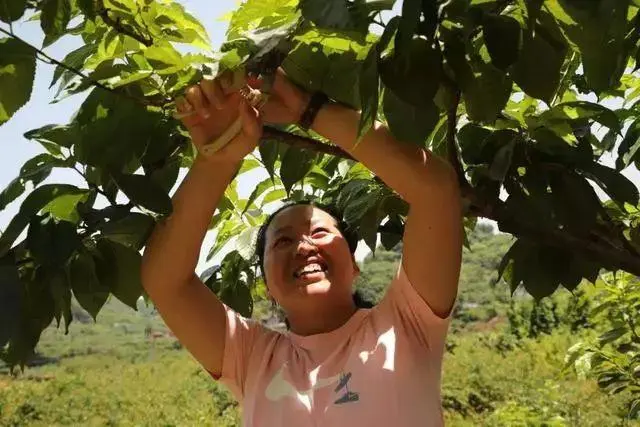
{"left": 263, "top": 205, "right": 359, "bottom": 312}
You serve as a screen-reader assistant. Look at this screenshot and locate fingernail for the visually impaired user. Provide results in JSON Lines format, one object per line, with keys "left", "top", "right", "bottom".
{"left": 201, "top": 110, "right": 211, "bottom": 119}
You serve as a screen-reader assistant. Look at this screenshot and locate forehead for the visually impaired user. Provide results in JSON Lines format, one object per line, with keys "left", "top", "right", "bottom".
{"left": 266, "top": 205, "right": 337, "bottom": 237}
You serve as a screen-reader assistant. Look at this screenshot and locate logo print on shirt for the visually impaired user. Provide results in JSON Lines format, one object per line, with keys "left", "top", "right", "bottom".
{"left": 264, "top": 365, "right": 360, "bottom": 409}
{"left": 333, "top": 372, "right": 359, "bottom": 405}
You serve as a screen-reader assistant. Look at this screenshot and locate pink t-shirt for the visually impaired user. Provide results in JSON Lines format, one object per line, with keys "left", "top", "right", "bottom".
{"left": 215, "top": 261, "right": 451, "bottom": 426}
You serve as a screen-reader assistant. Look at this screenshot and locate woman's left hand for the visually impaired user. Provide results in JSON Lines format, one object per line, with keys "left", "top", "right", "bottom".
{"left": 250, "top": 68, "right": 311, "bottom": 126}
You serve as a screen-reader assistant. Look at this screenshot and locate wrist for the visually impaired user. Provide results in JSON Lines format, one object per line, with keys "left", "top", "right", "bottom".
{"left": 293, "top": 91, "right": 312, "bottom": 123}
{"left": 194, "top": 152, "right": 242, "bottom": 172}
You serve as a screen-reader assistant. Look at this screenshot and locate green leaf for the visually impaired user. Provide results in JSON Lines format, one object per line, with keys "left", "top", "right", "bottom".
{"left": 357, "top": 44, "right": 379, "bottom": 142}
{"left": 482, "top": 14, "right": 522, "bottom": 69}
{"left": 94, "top": 239, "right": 143, "bottom": 310}
{"left": 546, "top": 0, "right": 627, "bottom": 93}
{"left": 243, "top": 177, "right": 281, "bottom": 215}
{"left": 24, "top": 124, "right": 78, "bottom": 150}
{"left": 497, "top": 239, "right": 565, "bottom": 299}
{"left": 42, "top": 191, "right": 90, "bottom": 223}
{"left": 99, "top": 213, "right": 155, "bottom": 250}
{"left": 144, "top": 41, "right": 185, "bottom": 75}
{"left": 0, "top": 38, "right": 36, "bottom": 126}
{"left": 284, "top": 27, "right": 369, "bottom": 107}
{"left": 0, "top": 0, "right": 27, "bottom": 22}
{"left": 488, "top": 137, "right": 516, "bottom": 182}
{"left": 549, "top": 170, "right": 600, "bottom": 236}
{"left": 280, "top": 147, "right": 316, "bottom": 194}
{"left": 0, "top": 184, "right": 87, "bottom": 257}
{"left": 598, "top": 327, "right": 628, "bottom": 345}
{"left": 51, "top": 44, "right": 96, "bottom": 89}
{"left": 49, "top": 270, "right": 72, "bottom": 333}
{"left": 207, "top": 217, "right": 244, "bottom": 261}
{"left": 630, "top": 399, "right": 640, "bottom": 419}
{"left": 0, "top": 153, "right": 69, "bottom": 210}
{"left": 383, "top": 87, "right": 438, "bottom": 146}
{"left": 617, "top": 119, "right": 640, "bottom": 170}
{"left": 0, "top": 179, "right": 25, "bottom": 211}
{"left": 379, "top": 37, "right": 442, "bottom": 108}
{"left": 462, "top": 62, "right": 512, "bottom": 123}
{"left": 580, "top": 163, "right": 639, "bottom": 207}
{"left": 511, "top": 24, "right": 567, "bottom": 102}
{"left": 69, "top": 251, "right": 109, "bottom": 320}
{"left": 262, "top": 188, "right": 287, "bottom": 205}
{"left": 40, "top": 0, "right": 71, "bottom": 47}
{"left": 396, "top": 0, "right": 420, "bottom": 51}
{"left": 358, "top": 199, "right": 383, "bottom": 252}
{"left": 112, "top": 173, "right": 173, "bottom": 215}
{"left": 0, "top": 253, "right": 21, "bottom": 348}
{"left": 539, "top": 101, "right": 622, "bottom": 134}
{"left": 26, "top": 216, "right": 80, "bottom": 267}
{"left": 259, "top": 139, "right": 280, "bottom": 180}
{"left": 378, "top": 16, "right": 400, "bottom": 52}
{"left": 150, "top": 1, "right": 210, "bottom": 49}
{"left": 236, "top": 226, "right": 259, "bottom": 261}
{"left": 300, "top": 0, "right": 354, "bottom": 30}
{"left": 76, "top": 0, "right": 95, "bottom": 17}
{"left": 458, "top": 123, "right": 492, "bottom": 164}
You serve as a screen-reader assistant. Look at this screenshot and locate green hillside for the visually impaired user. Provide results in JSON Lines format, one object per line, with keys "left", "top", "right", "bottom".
{"left": 1, "top": 225, "right": 638, "bottom": 426}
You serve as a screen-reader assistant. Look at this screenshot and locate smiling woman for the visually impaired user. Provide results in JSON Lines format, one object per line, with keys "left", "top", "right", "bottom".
{"left": 140, "top": 67, "right": 462, "bottom": 427}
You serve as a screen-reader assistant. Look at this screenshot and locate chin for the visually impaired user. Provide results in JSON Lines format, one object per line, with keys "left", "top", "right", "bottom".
{"left": 301, "top": 280, "right": 333, "bottom": 295}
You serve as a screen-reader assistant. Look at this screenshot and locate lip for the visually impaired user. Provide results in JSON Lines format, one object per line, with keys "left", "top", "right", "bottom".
{"left": 292, "top": 259, "right": 328, "bottom": 279}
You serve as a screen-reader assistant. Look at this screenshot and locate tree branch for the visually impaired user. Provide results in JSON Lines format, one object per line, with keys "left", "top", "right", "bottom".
{"left": 260, "top": 126, "right": 640, "bottom": 277}
{"left": 0, "top": 27, "right": 159, "bottom": 106}
{"left": 446, "top": 89, "right": 470, "bottom": 190}
{"left": 262, "top": 126, "right": 355, "bottom": 160}
{"left": 98, "top": 9, "right": 153, "bottom": 47}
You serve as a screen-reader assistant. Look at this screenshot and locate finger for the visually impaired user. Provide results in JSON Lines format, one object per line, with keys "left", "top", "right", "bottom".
{"left": 175, "top": 96, "right": 193, "bottom": 114}
{"left": 238, "top": 97, "right": 262, "bottom": 139}
{"left": 185, "top": 85, "right": 211, "bottom": 119}
{"left": 246, "top": 74, "right": 263, "bottom": 89}
{"left": 200, "top": 79, "right": 224, "bottom": 110}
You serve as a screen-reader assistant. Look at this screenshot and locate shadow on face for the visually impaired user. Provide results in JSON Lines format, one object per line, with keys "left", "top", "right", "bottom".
{"left": 262, "top": 205, "right": 360, "bottom": 314}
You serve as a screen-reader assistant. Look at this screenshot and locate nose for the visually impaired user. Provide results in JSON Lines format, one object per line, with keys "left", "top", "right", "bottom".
{"left": 296, "top": 235, "right": 318, "bottom": 254}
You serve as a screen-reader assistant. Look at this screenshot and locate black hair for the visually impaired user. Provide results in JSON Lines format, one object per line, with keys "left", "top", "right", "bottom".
{"left": 253, "top": 200, "right": 373, "bottom": 315}
{"left": 254, "top": 200, "right": 359, "bottom": 280}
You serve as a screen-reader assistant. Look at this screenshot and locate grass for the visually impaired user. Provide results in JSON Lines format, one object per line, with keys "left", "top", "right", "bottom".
{"left": 1, "top": 298, "right": 638, "bottom": 426}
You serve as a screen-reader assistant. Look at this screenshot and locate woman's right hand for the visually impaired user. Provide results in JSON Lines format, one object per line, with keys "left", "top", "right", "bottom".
{"left": 176, "top": 76, "right": 263, "bottom": 164}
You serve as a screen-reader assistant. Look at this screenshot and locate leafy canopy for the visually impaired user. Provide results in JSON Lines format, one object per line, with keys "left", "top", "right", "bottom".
{"left": 1, "top": 0, "right": 640, "bottom": 366}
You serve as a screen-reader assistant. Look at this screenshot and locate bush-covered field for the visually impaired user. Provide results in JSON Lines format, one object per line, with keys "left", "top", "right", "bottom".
{"left": 2, "top": 227, "right": 639, "bottom": 426}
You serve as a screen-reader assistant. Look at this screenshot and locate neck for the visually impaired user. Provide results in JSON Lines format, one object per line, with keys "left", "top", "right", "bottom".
{"left": 286, "top": 297, "right": 358, "bottom": 336}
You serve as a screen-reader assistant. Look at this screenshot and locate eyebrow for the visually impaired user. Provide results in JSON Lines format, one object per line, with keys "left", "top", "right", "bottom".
{"left": 272, "top": 225, "right": 293, "bottom": 237}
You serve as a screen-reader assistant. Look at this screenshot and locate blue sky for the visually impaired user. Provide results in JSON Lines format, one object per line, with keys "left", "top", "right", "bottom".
{"left": 0, "top": 0, "right": 241, "bottom": 270}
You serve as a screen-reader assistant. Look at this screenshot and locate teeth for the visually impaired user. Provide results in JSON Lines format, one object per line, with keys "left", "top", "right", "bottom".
{"left": 294, "top": 263, "right": 327, "bottom": 278}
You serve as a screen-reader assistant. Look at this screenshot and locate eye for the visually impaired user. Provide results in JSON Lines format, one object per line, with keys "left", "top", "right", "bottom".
{"left": 273, "top": 236, "right": 292, "bottom": 248}
{"left": 312, "top": 227, "right": 329, "bottom": 236}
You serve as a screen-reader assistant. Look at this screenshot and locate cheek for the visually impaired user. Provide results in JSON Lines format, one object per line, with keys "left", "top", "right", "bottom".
{"left": 321, "top": 235, "right": 355, "bottom": 272}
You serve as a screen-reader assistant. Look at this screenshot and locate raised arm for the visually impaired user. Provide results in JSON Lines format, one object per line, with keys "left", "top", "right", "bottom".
{"left": 312, "top": 102, "right": 462, "bottom": 318}
{"left": 140, "top": 79, "right": 262, "bottom": 375}
{"left": 261, "top": 70, "right": 462, "bottom": 318}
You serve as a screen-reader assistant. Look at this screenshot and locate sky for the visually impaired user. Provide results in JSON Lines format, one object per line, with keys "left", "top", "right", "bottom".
{"left": 0, "top": 0, "right": 249, "bottom": 272}
{"left": 1, "top": 0, "right": 639, "bottom": 272}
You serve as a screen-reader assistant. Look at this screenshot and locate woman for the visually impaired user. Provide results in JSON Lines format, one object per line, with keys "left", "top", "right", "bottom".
{"left": 140, "top": 69, "right": 462, "bottom": 426}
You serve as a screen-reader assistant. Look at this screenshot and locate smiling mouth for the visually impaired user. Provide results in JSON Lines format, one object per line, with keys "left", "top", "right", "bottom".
{"left": 293, "top": 262, "right": 328, "bottom": 279}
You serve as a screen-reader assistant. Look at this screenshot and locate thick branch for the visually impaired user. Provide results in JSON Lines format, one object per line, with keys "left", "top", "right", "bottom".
{"left": 262, "top": 126, "right": 355, "bottom": 160}
{"left": 263, "top": 126, "right": 640, "bottom": 277}
{"left": 490, "top": 204, "right": 640, "bottom": 278}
